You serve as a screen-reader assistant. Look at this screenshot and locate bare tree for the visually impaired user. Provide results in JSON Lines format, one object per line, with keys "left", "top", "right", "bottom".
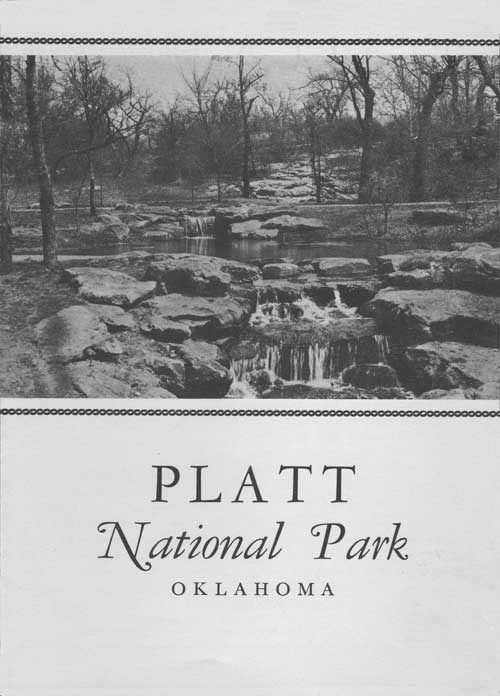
{"left": 0, "top": 57, "right": 14, "bottom": 273}
{"left": 115, "top": 75, "right": 154, "bottom": 176}
{"left": 407, "top": 57, "right": 459, "bottom": 201}
{"left": 26, "top": 56, "right": 57, "bottom": 269}
{"left": 184, "top": 65, "right": 230, "bottom": 202}
{"left": 474, "top": 55, "right": 500, "bottom": 195}
{"left": 235, "top": 56, "right": 264, "bottom": 198}
{"left": 55, "top": 57, "right": 147, "bottom": 215}
{"left": 304, "top": 99, "right": 324, "bottom": 203}
{"left": 328, "top": 56, "right": 376, "bottom": 203}
{"left": 304, "top": 68, "right": 348, "bottom": 122}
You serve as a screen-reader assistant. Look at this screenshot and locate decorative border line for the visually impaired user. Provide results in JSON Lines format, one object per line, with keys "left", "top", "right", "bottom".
{"left": 0, "top": 37, "right": 499, "bottom": 46}
{"left": 0, "top": 408, "right": 498, "bottom": 417}
{"left": 0, "top": 35, "right": 498, "bottom": 418}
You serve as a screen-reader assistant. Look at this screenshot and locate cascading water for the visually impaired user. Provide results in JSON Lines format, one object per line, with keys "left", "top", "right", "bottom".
{"left": 231, "top": 335, "right": 390, "bottom": 385}
{"left": 230, "top": 285, "right": 390, "bottom": 392}
{"left": 184, "top": 215, "right": 215, "bottom": 238}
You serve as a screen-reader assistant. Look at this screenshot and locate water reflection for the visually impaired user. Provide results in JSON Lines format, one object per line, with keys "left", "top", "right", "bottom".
{"left": 66, "top": 235, "right": 426, "bottom": 264}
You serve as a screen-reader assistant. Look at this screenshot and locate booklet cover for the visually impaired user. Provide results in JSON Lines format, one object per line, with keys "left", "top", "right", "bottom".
{"left": 0, "top": 22, "right": 500, "bottom": 696}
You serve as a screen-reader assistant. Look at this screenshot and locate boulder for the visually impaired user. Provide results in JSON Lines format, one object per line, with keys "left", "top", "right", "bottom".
{"left": 84, "top": 303, "right": 136, "bottom": 332}
{"left": 375, "top": 250, "right": 454, "bottom": 275}
{"left": 230, "top": 220, "right": 278, "bottom": 239}
{"left": 35, "top": 305, "right": 109, "bottom": 363}
{"left": 67, "top": 361, "right": 176, "bottom": 398}
{"left": 342, "top": 364, "right": 399, "bottom": 389}
{"left": 335, "top": 279, "right": 382, "bottom": 307}
{"left": 79, "top": 214, "right": 130, "bottom": 244}
{"left": 361, "top": 288, "right": 500, "bottom": 347}
{"left": 262, "top": 262, "right": 302, "bottom": 279}
{"left": 246, "top": 369, "right": 276, "bottom": 394}
{"left": 254, "top": 279, "right": 302, "bottom": 302}
{"left": 174, "top": 340, "right": 233, "bottom": 398}
{"left": 400, "top": 341, "right": 500, "bottom": 396}
{"left": 254, "top": 279, "right": 304, "bottom": 304}
{"left": 85, "top": 337, "right": 123, "bottom": 361}
{"left": 144, "top": 254, "right": 260, "bottom": 296}
{"left": 213, "top": 204, "right": 297, "bottom": 227}
{"left": 142, "top": 294, "right": 251, "bottom": 339}
{"left": 63, "top": 267, "right": 157, "bottom": 308}
{"left": 383, "top": 268, "right": 446, "bottom": 290}
{"left": 446, "top": 246, "right": 500, "bottom": 295}
{"left": 261, "top": 215, "right": 328, "bottom": 241}
{"left": 302, "top": 278, "right": 381, "bottom": 307}
{"left": 129, "top": 346, "right": 186, "bottom": 396}
{"left": 250, "top": 256, "right": 293, "bottom": 269}
{"left": 312, "top": 257, "right": 372, "bottom": 278}
{"left": 140, "top": 317, "right": 192, "bottom": 343}
{"left": 412, "top": 208, "right": 471, "bottom": 226}
{"left": 420, "top": 388, "right": 468, "bottom": 399}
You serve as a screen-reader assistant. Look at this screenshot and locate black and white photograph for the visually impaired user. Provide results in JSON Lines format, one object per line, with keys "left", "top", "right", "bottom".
{"left": 1, "top": 53, "right": 499, "bottom": 400}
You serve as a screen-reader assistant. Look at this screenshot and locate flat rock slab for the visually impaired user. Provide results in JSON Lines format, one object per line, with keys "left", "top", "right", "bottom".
{"left": 376, "top": 250, "right": 455, "bottom": 274}
{"left": 376, "top": 245, "right": 500, "bottom": 295}
{"left": 35, "top": 305, "right": 109, "bottom": 363}
{"left": 230, "top": 220, "right": 278, "bottom": 239}
{"left": 312, "top": 257, "right": 372, "bottom": 278}
{"left": 64, "top": 267, "right": 157, "bottom": 308}
{"left": 143, "top": 294, "right": 251, "bottom": 338}
{"left": 67, "top": 361, "right": 176, "bottom": 398}
{"left": 383, "top": 268, "right": 446, "bottom": 290}
{"left": 401, "top": 341, "right": 500, "bottom": 397}
{"left": 262, "top": 262, "right": 302, "bottom": 279}
{"left": 248, "top": 316, "right": 380, "bottom": 347}
{"left": 261, "top": 215, "right": 327, "bottom": 241}
{"left": 213, "top": 204, "right": 297, "bottom": 226}
{"left": 145, "top": 253, "right": 260, "bottom": 296}
{"left": 84, "top": 303, "right": 136, "bottom": 331}
{"left": 362, "top": 288, "right": 500, "bottom": 347}
{"left": 140, "top": 317, "right": 192, "bottom": 343}
{"left": 254, "top": 279, "right": 305, "bottom": 303}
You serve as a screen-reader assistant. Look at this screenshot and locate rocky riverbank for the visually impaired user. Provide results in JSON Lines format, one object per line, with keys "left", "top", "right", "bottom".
{"left": 2, "top": 232, "right": 499, "bottom": 399}
{"left": 12, "top": 196, "right": 500, "bottom": 253}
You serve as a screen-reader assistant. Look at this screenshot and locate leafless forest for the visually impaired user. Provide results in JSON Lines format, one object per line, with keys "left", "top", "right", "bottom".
{"left": 0, "top": 55, "right": 499, "bottom": 399}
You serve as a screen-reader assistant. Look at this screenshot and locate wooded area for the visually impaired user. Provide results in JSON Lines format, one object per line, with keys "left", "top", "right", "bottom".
{"left": 0, "top": 54, "right": 499, "bottom": 271}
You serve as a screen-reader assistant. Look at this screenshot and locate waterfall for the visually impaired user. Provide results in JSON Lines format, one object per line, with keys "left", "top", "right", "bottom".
{"left": 250, "top": 289, "right": 355, "bottom": 328}
{"left": 232, "top": 288, "right": 391, "bottom": 391}
{"left": 231, "top": 334, "right": 390, "bottom": 385}
{"left": 184, "top": 215, "right": 215, "bottom": 238}
{"left": 332, "top": 285, "right": 358, "bottom": 317}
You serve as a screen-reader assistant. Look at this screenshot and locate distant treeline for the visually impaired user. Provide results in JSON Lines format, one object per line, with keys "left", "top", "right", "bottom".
{"left": 0, "top": 54, "right": 499, "bottom": 269}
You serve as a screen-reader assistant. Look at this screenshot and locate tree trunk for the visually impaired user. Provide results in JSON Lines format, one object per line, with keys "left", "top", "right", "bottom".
{"left": 410, "top": 72, "right": 448, "bottom": 202}
{"left": 241, "top": 114, "right": 251, "bottom": 198}
{"left": 26, "top": 55, "right": 57, "bottom": 269}
{"left": 88, "top": 157, "right": 97, "bottom": 216}
{"left": 358, "top": 129, "right": 373, "bottom": 203}
{"left": 0, "top": 56, "right": 13, "bottom": 273}
{"left": 357, "top": 86, "right": 375, "bottom": 204}
{"left": 0, "top": 175, "right": 13, "bottom": 274}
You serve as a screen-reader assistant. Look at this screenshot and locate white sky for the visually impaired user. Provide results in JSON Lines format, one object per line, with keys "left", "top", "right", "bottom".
{"left": 104, "top": 55, "right": 330, "bottom": 106}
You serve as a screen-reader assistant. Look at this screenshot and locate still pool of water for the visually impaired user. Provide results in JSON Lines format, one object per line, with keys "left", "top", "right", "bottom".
{"left": 55, "top": 235, "right": 440, "bottom": 264}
